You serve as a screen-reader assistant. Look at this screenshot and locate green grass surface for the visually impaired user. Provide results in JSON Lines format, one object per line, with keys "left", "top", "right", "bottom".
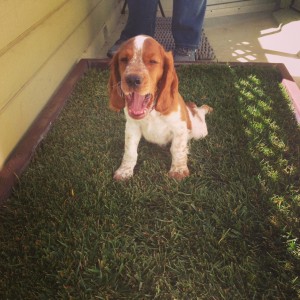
{"left": 0, "top": 64, "right": 299, "bottom": 299}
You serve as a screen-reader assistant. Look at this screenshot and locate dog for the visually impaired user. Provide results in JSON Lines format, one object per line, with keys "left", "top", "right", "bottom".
{"left": 108, "top": 35, "right": 212, "bottom": 180}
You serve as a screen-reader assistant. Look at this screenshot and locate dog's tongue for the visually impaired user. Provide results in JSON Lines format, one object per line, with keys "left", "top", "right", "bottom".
{"left": 126, "top": 92, "right": 148, "bottom": 117}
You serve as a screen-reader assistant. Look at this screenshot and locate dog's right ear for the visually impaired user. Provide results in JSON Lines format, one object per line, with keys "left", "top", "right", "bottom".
{"left": 108, "top": 52, "right": 125, "bottom": 111}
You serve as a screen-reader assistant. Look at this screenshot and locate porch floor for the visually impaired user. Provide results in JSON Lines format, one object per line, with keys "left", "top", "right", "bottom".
{"left": 82, "top": 9, "right": 300, "bottom": 88}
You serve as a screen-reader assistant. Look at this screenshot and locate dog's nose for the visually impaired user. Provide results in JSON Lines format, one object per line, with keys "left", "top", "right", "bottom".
{"left": 125, "top": 74, "right": 142, "bottom": 88}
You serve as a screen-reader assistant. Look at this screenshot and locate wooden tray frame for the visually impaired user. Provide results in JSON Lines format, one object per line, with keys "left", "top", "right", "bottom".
{"left": 1, "top": 59, "right": 299, "bottom": 203}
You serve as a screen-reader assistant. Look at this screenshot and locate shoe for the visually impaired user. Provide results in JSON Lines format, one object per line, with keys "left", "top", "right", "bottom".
{"left": 107, "top": 39, "right": 126, "bottom": 58}
{"left": 173, "top": 48, "right": 196, "bottom": 62}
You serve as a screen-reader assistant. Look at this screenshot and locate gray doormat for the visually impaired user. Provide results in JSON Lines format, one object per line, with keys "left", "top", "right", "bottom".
{"left": 154, "top": 17, "right": 216, "bottom": 60}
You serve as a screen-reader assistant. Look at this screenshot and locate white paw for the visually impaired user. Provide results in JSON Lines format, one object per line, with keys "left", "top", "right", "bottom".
{"left": 113, "top": 166, "right": 134, "bottom": 181}
{"left": 169, "top": 166, "right": 190, "bottom": 180}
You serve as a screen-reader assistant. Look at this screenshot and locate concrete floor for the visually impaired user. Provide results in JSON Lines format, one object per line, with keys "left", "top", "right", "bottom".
{"left": 82, "top": 8, "right": 300, "bottom": 87}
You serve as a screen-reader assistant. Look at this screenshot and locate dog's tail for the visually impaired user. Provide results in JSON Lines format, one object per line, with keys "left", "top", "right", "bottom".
{"left": 187, "top": 103, "right": 213, "bottom": 140}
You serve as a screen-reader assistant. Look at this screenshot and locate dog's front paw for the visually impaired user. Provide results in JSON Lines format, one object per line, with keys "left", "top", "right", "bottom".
{"left": 169, "top": 166, "right": 190, "bottom": 180}
{"left": 113, "top": 167, "right": 134, "bottom": 181}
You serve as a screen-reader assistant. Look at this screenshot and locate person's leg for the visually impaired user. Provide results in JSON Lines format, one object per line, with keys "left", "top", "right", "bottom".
{"left": 107, "top": 0, "right": 159, "bottom": 58}
{"left": 172, "top": 0, "right": 207, "bottom": 61}
{"left": 120, "top": 0, "right": 159, "bottom": 39}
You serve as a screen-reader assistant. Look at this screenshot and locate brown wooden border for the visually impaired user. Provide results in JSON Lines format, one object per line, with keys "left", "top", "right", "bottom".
{"left": 1, "top": 59, "right": 299, "bottom": 204}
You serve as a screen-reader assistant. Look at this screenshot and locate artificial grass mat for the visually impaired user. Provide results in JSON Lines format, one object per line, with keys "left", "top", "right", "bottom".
{"left": 0, "top": 64, "right": 299, "bottom": 299}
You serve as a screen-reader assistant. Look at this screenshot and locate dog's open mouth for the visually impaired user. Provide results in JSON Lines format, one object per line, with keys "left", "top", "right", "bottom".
{"left": 125, "top": 92, "right": 152, "bottom": 119}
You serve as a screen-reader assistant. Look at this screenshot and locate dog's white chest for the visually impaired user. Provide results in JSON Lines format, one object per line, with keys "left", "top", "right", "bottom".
{"left": 140, "top": 113, "right": 173, "bottom": 145}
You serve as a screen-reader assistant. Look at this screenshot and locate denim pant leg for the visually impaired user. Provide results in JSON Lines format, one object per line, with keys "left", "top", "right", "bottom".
{"left": 172, "top": 0, "right": 207, "bottom": 49}
{"left": 120, "top": 0, "right": 159, "bottom": 40}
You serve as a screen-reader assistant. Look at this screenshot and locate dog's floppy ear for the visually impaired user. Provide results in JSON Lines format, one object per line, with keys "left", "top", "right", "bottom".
{"left": 108, "top": 52, "right": 125, "bottom": 111}
{"left": 155, "top": 50, "right": 179, "bottom": 115}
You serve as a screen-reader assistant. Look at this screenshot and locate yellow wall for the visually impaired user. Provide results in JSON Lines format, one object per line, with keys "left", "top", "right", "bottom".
{"left": 0, "top": 0, "right": 121, "bottom": 169}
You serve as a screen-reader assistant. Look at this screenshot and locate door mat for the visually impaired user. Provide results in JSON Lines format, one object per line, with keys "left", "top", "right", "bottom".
{"left": 154, "top": 17, "right": 216, "bottom": 60}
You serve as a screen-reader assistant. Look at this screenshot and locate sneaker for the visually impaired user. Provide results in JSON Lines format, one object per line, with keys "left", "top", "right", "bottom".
{"left": 107, "top": 38, "right": 126, "bottom": 58}
{"left": 173, "top": 47, "right": 196, "bottom": 62}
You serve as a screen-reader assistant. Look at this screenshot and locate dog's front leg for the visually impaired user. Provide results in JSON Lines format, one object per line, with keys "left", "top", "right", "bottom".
{"left": 114, "top": 122, "right": 142, "bottom": 181}
{"left": 169, "top": 132, "right": 189, "bottom": 180}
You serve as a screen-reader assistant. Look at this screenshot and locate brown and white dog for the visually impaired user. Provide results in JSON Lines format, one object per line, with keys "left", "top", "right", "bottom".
{"left": 109, "top": 35, "right": 212, "bottom": 180}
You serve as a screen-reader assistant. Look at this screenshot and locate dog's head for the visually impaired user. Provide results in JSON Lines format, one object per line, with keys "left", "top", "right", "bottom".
{"left": 108, "top": 35, "right": 178, "bottom": 119}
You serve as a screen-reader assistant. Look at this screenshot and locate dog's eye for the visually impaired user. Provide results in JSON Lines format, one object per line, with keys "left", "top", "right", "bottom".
{"left": 149, "top": 59, "right": 159, "bottom": 65}
{"left": 120, "top": 57, "right": 129, "bottom": 63}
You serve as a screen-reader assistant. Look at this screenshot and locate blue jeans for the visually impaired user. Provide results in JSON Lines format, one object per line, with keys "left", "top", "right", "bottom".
{"left": 120, "top": 0, "right": 207, "bottom": 49}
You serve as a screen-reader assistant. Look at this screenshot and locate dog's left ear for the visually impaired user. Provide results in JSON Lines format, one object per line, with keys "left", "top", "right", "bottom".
{"left": 108, "top": 52, "right": 125, "bottom": 111}
{"left": 155, "top": 50, "right": 179, "bottom": 115}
